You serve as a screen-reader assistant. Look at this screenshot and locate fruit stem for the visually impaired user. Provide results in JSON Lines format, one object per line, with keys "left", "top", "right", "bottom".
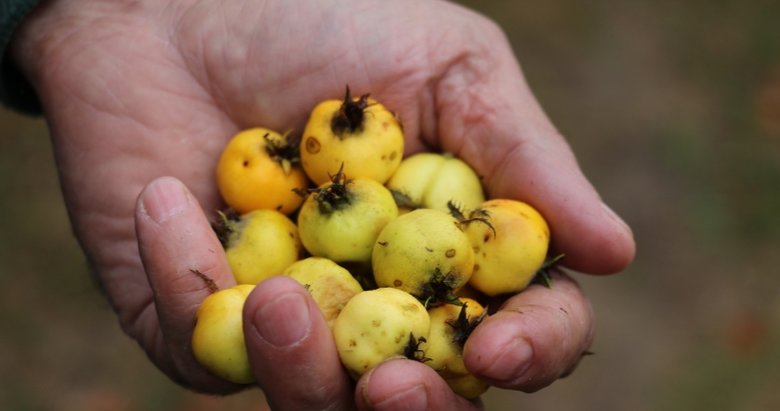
{"left": 331, "top": 85, "right": 370, "bottom": 137}
{"left": 190, "top": 269, "right": 220, "bottom": 294}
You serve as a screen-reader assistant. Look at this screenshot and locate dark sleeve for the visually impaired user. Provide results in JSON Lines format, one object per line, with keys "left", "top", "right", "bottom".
{"left": 1, "top": 0, "right": 42, "bottom": 115}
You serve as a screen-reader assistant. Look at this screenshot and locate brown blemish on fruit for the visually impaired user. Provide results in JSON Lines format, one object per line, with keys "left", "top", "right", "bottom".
{"left": 425, "top": 247, "right": 434, "bottom": 252}
{"left": 473, "top": 264, "right": 480, "bottom": 272}
{"left": 483, "top": 233, "right": 491, "bottom": 242}
{"left": 349, "top": 339, "right": 357, "bottom": 347}
{"left": 389, "top": 151, "right": 397, "bottom": 161}
{"left": 382, "top": 121, "right": 389, "bottom": 130}
{"left": 276, "top": 204, "right": 283, "bottom": 211}
{"left": 402, "top": 303, "right": 420, "bottom": 312}
{"left": 394, "top": 279, "right": 403, "bottom": 287}
{"left": 372, "top": 319, "right": 381, "bottom": 327}
{"left": 445, "top": 249, "right": 456, "bottom": 258}
{"left": 305, "top": 136, "right": 321, "bottom": 154}
{"left": 242, "top": 160, "right": 250, "bottom": 167}
{"left": 378, "top": 241, "right": 388, "bottom": 247}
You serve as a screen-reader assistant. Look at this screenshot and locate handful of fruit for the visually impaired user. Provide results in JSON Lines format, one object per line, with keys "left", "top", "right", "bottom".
{"left": 191, "top": 87, "right": 558, "bottom": 399}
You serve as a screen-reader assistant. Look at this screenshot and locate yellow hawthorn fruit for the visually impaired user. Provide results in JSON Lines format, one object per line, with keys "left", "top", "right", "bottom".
{"left": 387, "top": 152, "right": 485, "bottom": 213}
{"left": 301, "top": 87, "right": 404, "bottom": 185}
{"left": 333, "top": 287, "right": 430, "bottom": 378}
{"left": 372, "top": 208, "right": 474, "bottom": 306}
{"left": 282, "top": 257, "right": 363, "bottom": 328}
{"left": 463, "top": 199, "right": 550, "bottom": 296}
{"left": 192, "top": 284, "right": 255, "bottom": 384}
{"left": 214, "top": 209, "right": 302, "bottom": 285}
{"left": 217, "top": 127, "right": 308, "bottom": 215}
{"left": 297, "top": 169, "right": 398, "bottom": 264}
{"left": 425, "top": 298, "right": 486, "bottom": 378}
{"left": 445, "top": 373, "right": 490, "bottom": 400}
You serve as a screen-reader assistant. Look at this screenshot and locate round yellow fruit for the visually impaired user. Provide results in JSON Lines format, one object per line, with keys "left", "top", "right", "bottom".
{"left": 222, "top": 209, "right": 302, "bottom": 285}
{"left": 300, "top": 88, "right": 404, "bottom": 185}
{"left": 465, "top": 199, "right": 550, "bottom": 296}
{"left": 372, "top": 208, "right": 474, "bottom": 305}
{"left": 217, "top": 127, "right": 308, "bottom": 215}
{"left": 282, "top": 257, "right": 363, "bottom": 328}
{"left": 192, "top": 284, "right": 255, "bottom": 384}
{"left": 445, "top": 373, "right": 490, "bottom": 400}
{"left": 333, "top": 287, "right": 430, "bottom": 378}
{"left": 425, "top": 298, "right": 486, "bottom": 377}
{"left": 386, "top": 152, "right": 484, "bottom": 213}
{"left": 297, "top": 173, "right": 398, "bottom": 264}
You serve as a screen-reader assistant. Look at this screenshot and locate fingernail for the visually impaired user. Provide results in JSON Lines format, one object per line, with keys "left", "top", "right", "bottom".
{"left": 142, "top": 178, "right": 191, "bottom": 224}
{"left": 481, "top": 338, "right": 533, "bottom": 381}
{"left": 601, "top": 202, "right": 632, "bottom": 236}
{"left": 254, "top": 292, "right": 311, "bottom": 348}
{"left": 372, "top": 384, "right": 428, "bottom": 411}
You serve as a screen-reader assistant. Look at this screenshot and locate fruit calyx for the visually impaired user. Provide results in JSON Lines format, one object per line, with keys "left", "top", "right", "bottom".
{"left": 448, "top": 201, "right": 496, "bottom": 237}
{"left": 331, "top": 86, "right": 371, "bottom": 137}
{"left": 211, "top": 209, "right": 242, "bottom": 248}
{"left": 419, "top": 268, "right": 462, "bottom": 308}
{"left": 403, "top": 333, "right": 431, "bottom": 363}
{"left": 531, "top": 253, "right": 566, "bottom": 288}
{"left": 446, "top": 303, "right": 487, "bottom": 348}
{"left": 296, "top": 164, "right": 354, "bottom": 215}
{"left": 390, "top": 189, "right": 419, "bottom": 210}
{"left": 263, "top": 131, "right": 300, "bottom": 175}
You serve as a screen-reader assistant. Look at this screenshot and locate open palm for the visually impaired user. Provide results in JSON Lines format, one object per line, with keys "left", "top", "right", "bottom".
{"left": 13, "top": 0, "right": 634, "bottom": 409}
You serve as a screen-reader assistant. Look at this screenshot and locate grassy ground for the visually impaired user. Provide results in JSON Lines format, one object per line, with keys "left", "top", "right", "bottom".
{"left": 2, "top": 1, "right": 779, "bottom": 410}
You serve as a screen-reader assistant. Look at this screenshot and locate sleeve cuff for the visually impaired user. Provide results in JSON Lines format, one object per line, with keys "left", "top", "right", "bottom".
{"left": 1, "top": 0, "right": 43, "bottom": 115}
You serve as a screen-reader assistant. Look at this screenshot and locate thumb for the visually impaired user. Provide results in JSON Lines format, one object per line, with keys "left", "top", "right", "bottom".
{"left": 435, "top": 41, "right": 634, "bottom": 275}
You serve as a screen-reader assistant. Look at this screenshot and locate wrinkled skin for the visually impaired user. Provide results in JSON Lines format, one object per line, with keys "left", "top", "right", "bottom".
{"left": 11, "top": 0, "right": 635, "bottom": 409}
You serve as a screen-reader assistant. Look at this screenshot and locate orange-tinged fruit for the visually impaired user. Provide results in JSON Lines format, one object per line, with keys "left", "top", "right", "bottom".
{"left": 217, "top": 127, "right": 308, "bottom": 215}
{"left": 464, "top": 199, "right": 550, "bottom": 296}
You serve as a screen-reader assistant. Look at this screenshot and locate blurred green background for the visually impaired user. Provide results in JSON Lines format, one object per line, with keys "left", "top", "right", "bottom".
{"left": 2, "top": 1, "right": 780, "bottom": 410}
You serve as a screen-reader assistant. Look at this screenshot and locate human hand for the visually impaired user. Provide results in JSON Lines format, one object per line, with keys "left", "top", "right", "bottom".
{"left": 11, "top": 0, "right": 634, "bottom": 408}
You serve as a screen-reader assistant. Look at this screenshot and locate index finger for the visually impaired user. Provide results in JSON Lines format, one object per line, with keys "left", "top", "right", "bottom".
{"left": 135, "top": 176, "right": 239, "bottom": 392}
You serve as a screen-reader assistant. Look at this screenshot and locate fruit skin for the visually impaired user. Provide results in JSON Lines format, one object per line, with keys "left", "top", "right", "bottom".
{"left": 425, "top": 298, "right": 485, "bottom": 377}
{"left": 333, "top": 287, "right": 430, "bottom": 378}
{"left": 297, "top": 177, "right": 398, "bottom": 264}
{"left": 465, "top": 199, "right": 550, "bottom": 296}
{"left": 192, "top": 284, "right": 255, "bottom": 384}
{"left": 372, "top": 208, "right": 474, "bottom": 303}
{"left": 386, "top": 152, "right": 485, "bottom": 213}
{"left": 216, "top": 127, "right": 308, "bottom": 215}
{"left": 282, "top": 257, "right": 363, "bottom": 328}
{"left": 225, "top": 209, "right": 302, "bottom": 285}
{"left": 445, "top": 373, "right": 490, "bottom": 400}
{"left": 300, "top": 92, "right": 404, "bottom": 185}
